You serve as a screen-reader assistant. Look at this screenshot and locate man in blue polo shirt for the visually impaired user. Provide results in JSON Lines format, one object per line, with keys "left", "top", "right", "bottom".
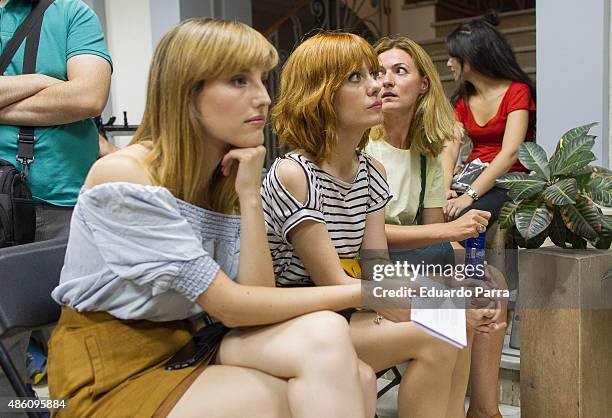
{"left": 0, "top": 0, "right": 112, "bottom": 400}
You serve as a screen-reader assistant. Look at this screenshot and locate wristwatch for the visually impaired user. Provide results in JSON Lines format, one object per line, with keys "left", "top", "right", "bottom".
{"left": 466, "top": 186, "right": 480, "bottom": 201}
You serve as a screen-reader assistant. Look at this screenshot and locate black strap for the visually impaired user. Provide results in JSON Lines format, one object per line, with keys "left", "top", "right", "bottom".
{"left": 0, "top": 0, "right": 54, "bottom": 75}
{"left": 414, "top": 155, "right": 427, "bottom": 225}
{"left": 0, "top": 0, "right": 54, "bottom": 178}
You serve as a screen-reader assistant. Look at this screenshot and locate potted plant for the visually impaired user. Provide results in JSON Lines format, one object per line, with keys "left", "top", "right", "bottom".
{"left": 497, "top": 123, "right": 612, "bottom": 417}
{"left": 496, "top": 122, "right": 611, "bottom": 249}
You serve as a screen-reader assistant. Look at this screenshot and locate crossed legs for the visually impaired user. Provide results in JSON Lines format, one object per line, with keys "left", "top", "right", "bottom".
{"left": 169, "top": 311, "right": 376, "bottom": 418}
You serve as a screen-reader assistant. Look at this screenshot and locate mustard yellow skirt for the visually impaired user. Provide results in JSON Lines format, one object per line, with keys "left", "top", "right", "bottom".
{"left": 48, "top": 307, "right": 217, "bottom": 418}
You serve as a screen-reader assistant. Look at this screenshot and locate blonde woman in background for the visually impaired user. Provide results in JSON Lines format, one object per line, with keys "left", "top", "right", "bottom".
{"left": 47, "top": 19, "right": 376, "bottom": 418}
{"left": 366, "top": 36, "right": 491, "bottom": 250}
{"left": 365, "top": 36, "right": 508, "bottom": 417}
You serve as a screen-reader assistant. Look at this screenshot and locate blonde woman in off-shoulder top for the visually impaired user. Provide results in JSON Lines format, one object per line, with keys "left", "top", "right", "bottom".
{"left": 47, "top": 19, "right": 378, "bottom": 418}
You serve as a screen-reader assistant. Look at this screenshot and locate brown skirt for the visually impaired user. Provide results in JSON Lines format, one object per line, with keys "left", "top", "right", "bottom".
{"left": 48, "top": 307, "right": 217, "bottom": 418}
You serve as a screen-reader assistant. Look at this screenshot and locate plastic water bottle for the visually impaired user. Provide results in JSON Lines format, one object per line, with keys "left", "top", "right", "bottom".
{"left": 464, "top": 232, "right": 486, "bottom": 280}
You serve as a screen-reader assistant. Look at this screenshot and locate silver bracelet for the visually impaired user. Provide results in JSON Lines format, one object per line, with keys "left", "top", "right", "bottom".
{"left": 466, "top": 186, "right": 480, "bottom": 201}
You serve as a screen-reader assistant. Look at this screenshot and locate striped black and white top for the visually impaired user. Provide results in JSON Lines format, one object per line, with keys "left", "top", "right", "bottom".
{"left": 261, "top": 152, "right": 391, "bottom": 287}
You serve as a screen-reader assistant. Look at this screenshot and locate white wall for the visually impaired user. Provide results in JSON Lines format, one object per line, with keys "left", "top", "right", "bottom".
{"left": 104, "top": 0, "right": 152, "bottom": 131}
{"left": 101, "top": 0, "right": 252, "bottom": 140}
{"left": 149, "top": 0, "right": 181, "bottom": 50}
{"left": 537, "top": 0, "right": 609, "bottom": 168}
{"left": 609, "top": 1, "right": 612, "bottom": 167}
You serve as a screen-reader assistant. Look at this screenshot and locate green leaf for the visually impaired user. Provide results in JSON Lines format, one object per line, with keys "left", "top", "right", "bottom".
{"left": 560, "top": 196, "right": 601, "bottom": 240}
{"left": 553, "top": 122, "right": 598, "bottom": 156}
{"left": 548, "top": 208, "right": 567, "bottom": 248}
{"left": 497, "top": 172, "right": 547, "bottom": 201}
{"left": 550, "top": 134, "right": 596, "bottom": 173}
{"left": 496, "top": 172, "right": 531, "bottom": 188}
{"left": 515, "top": 201, "right": 553, "bottom": 240}
{"left": 518, "top": 142, "right": 551, "bottom": 179}
{"left": 542, "top": 178, "right": 577, "bottom": 205}
{"left": 510, "top": 180, "right": 547, "bottom": 202}
{"left": 567, "top": 230, "right": 587, "bottom": 249}
{"left": 510, "top": 226, "right": 528, "bottom": 248}
{"left": 553, "top": 150, "right": 596, "bottom": 176}
{"left": 523, "top": 229, "right": 549, "bottom": 249}
{"left": 499, "top": 200, "right": 519, "bottom": 228}
{"left": 574, "top": 164, "right": 611, "bottom": 176}
{"left": 585, "top": 172, "right": 612, "bottom": 206}
{"left": 602, "top": 216, "right": 612, "bottom": 239}
{"left": 574, "top": 165, "right": 611, "bottom": 191}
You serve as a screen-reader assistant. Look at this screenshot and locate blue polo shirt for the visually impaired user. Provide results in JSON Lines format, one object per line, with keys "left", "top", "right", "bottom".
{"left": 0, "top": 0, "right": 112, "bottom": 206}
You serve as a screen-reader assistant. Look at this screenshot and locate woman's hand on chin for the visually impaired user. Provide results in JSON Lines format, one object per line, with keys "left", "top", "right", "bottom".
{"left": 221, "top": 145, "right": 266, "bottom": 200}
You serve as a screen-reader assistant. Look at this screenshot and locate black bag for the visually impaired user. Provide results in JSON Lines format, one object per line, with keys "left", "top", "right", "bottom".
{"left": 0, "top": 160, "right": 35, "bottom": 247}
{"left": 0, "top": 0, "right": 55, "bottom": 247}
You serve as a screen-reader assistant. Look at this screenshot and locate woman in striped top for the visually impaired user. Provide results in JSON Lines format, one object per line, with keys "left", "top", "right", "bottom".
{"left": 262, "top": 32, "right": 478, "bottom": 418}
{"left": 263, "top": 152, "right": 390, "bottom": 286}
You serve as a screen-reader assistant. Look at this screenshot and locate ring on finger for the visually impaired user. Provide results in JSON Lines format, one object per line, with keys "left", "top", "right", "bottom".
{"left": 477, "top": 224, "right": 486, "bottom": 233}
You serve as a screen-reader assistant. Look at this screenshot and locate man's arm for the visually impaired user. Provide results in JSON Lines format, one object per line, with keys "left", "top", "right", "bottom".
{"left": 0, "top": 74, "right": 64, "bottom": 109}
{"left": 0, "top": 54, "right": 111, "bottom": 126}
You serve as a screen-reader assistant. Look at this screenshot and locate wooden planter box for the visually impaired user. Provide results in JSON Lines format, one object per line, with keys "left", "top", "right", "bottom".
{"left": 519, "top": 248, "right": 612, "bottom": 417}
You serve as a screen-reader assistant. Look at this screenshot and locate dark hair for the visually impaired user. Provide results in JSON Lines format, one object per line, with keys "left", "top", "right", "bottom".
{"left": 445, "top": 12, "right": 535, "bottom": 106}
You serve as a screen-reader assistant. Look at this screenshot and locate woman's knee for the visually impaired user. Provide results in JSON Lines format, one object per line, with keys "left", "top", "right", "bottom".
{"left": 358, "top": 360, "right": 377, "bottom": 393}
{"left": 296, "top": 311, "right": 351, "bottom": 346}
{"left": 291, "top": 311, "right": 355, "bottom": 363}
{"left": 416, "top": 333, "right": 460, "bottom": 368}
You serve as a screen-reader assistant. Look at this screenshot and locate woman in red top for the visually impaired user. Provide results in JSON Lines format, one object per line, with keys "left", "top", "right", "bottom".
{"left": 440, "top": 13, "right": 536, "bottom": 418}
{"left": 442, "top": 13, "right": 536, "bottom": 223}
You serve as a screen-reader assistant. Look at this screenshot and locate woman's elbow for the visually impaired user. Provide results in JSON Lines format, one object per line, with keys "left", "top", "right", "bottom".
{"left": 498, "top": 149, "right": 518, "bottom": 166}
{"left": 202, "top": 305, "right": 242, "bottom": 328}
{"left": 200, "top": 296, "right": 250, "bottom": 328}
{"left": 217, "top": 314, "right": 242, "bottom": 328}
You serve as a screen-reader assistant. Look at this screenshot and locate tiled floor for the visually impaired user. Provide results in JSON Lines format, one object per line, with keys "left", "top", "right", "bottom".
{"left": 376, "top": 379, "right": 521, "bottom": 418}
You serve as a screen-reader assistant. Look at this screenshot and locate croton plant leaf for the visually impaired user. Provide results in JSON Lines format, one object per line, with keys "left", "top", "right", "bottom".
{"left": 515, "top": 200, "right": 553, "bottom": 240}
{"left": 585, "top": 171, "right": 612, "bottom": 206}
{"left": 552, "top": 122, "right": 598, "bottom": 156}
{"left": 524, "top": 229, "right": 550, "bottom": 249}
{"left": 518, "top": 142, "right": 551, "bottom": 179}
{"left": 560, "top": 195, "right": 601, "bottom": 240}
{"left": 566, "top": 230, "right": 588, "bottom": 249}
{"left": 553, "top": 150, "right": 597, "bottom": 176}
{"left": 601, "top": 216, "right": 612, "bottom": 239}
{"left": 590, "top": 235, "right": 612, "bottom": 250}
{"left": 496, "top": 172, "right": 547, "bottom": 202}
{"left": 550, "top": 134, "right": 596, "bottom": 174}
{"left": 542, "top": 178, "right": 577, "bottom": 205}
{"left": 548, "top": 207, "right": 567, "bottom": 248}
{"left": 498, "top": 200, "right": 519, "bottom": 228}
{"left": 574, "top": 165, "right": 611, "bottom": 190}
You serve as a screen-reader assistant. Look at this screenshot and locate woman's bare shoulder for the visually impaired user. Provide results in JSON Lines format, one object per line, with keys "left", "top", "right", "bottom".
{"left": 85, "top": 144, "right": 152, "bottom": 188}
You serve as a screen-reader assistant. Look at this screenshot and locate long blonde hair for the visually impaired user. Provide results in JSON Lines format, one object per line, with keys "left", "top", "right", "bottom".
{"left": 131, "top": 18, "right": 278, "bottom": 213}
{"left": 271, "top": 32, "right": 379, "bottom": 162}
{"left": 370, "top": 36, "right": 458, "bottom": 157}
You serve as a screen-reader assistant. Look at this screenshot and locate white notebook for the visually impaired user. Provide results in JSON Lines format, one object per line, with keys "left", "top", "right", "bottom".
{"left": 410, "top": 306, "right": 467, "bottom": 349}
{"left": 410, "top": 277, "right": 467, "bottom": 349}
